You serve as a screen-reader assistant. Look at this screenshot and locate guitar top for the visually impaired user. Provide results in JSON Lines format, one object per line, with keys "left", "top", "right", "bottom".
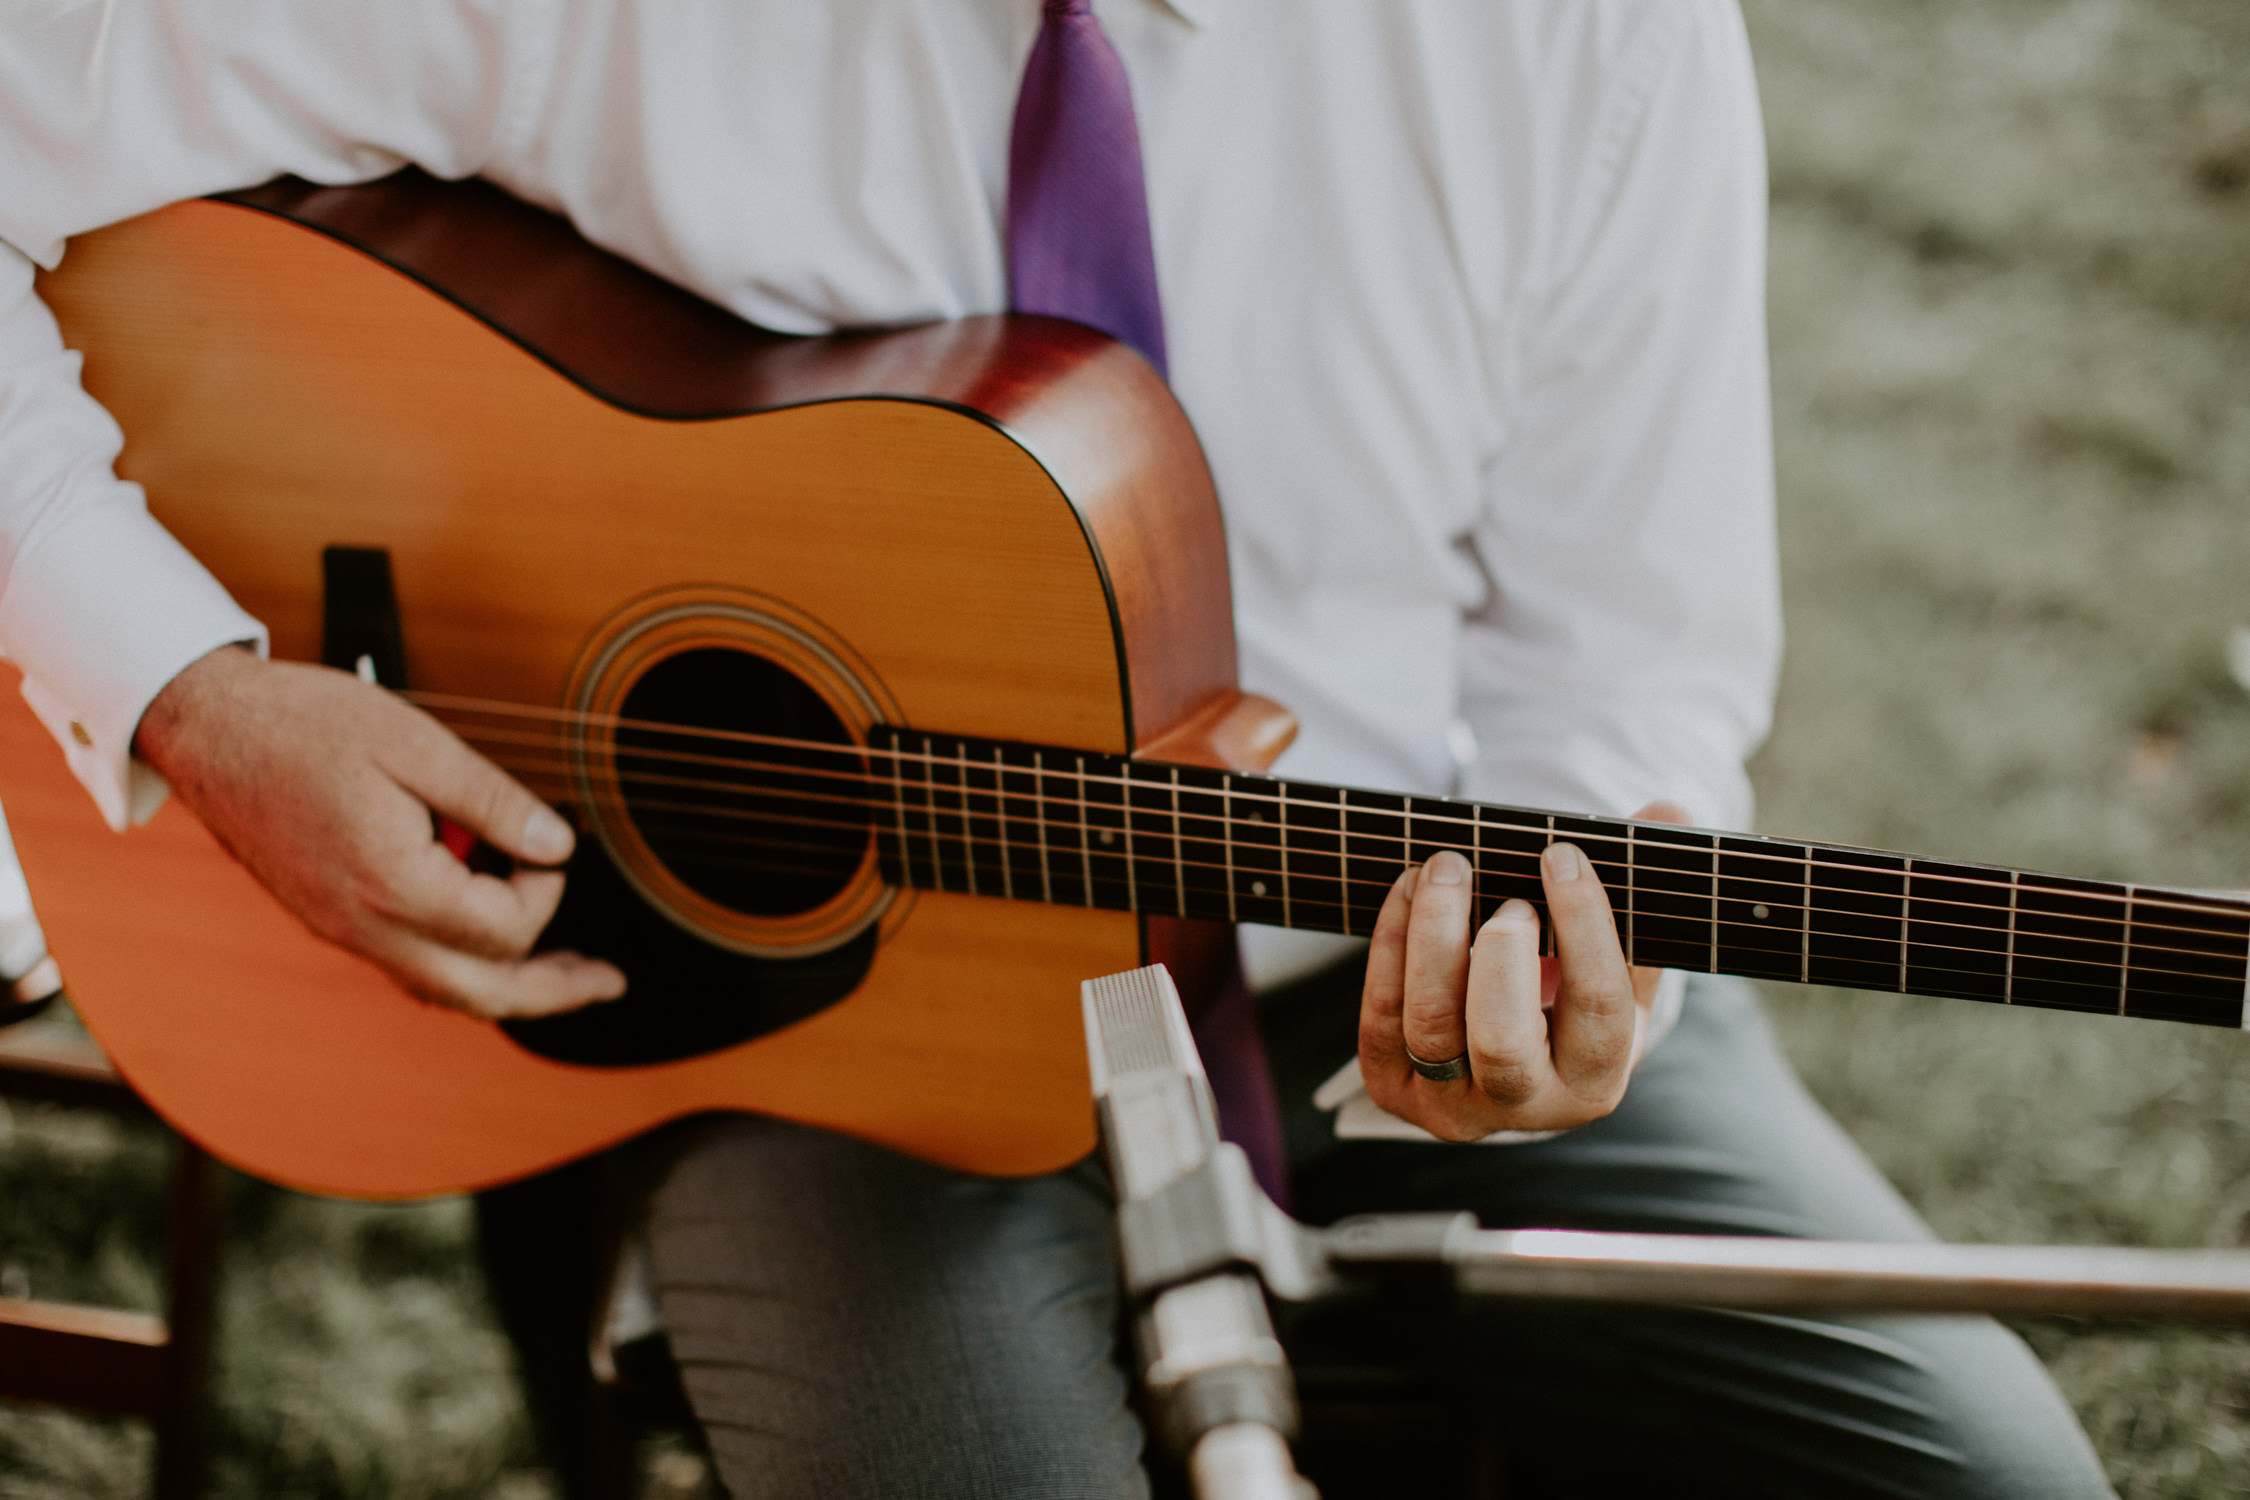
{"left": 5, "top": 169, "right": 2243, "bottom": 1200}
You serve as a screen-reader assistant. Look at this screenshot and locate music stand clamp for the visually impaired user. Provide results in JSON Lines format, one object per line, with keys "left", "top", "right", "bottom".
{"left": 1083, "top": 964, "right": 1315, "bottom": 1500}
{"left": 1082, "top": 963, "right": 2250, "bottom": 1500}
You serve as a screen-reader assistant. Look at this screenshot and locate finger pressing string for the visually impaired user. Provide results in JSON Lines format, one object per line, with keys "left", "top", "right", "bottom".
{"left": 1400, "top": 850, "right": 1475, "bottom": 1068}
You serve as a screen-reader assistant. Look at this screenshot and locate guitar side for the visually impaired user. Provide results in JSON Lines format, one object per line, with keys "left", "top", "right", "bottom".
{"left": 11, "top": 174, "right": 1243, "bottom": 1199}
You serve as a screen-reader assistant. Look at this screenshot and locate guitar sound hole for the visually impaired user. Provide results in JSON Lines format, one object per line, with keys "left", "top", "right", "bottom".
{"left": 616, "top": 647, "right": 870, "bottom": 918}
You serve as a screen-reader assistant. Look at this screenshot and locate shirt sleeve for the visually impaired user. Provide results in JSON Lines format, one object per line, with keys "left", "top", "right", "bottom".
{"left": 1460, "top": 0, "right": 1780, "bottom": 834}
{"left": 0, "top": 0, "right": 549, "bottom": 828}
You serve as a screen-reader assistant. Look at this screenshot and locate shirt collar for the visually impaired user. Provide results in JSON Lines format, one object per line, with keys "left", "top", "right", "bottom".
{"left": 1152, "top": 0, "right": 1216, "bottom": 28}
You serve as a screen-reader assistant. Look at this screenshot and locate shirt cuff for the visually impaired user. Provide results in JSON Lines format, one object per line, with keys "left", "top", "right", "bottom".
{"left": 1, "top": 491, "right": 267, "bottom": 830}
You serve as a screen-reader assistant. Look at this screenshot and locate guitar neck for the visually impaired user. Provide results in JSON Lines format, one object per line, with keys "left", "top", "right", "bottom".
{"left": 866, "top": 727, "right": 2250, "bottom": 1030}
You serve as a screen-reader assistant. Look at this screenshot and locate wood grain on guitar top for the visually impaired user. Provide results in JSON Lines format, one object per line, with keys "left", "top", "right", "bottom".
{"left": 17, "top": 171, "right": 1252, "bottom": 1197}
{"left": 220, "top": 170, "right": 1241, "bottom": 754}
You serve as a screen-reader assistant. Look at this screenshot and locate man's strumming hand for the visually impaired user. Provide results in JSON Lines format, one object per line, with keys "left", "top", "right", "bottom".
{"left": 134, "top": 646, "right": 626, "bottom": 1019}
{"left": 1356, "top": 801, "right": 1688, "bottom": 1141}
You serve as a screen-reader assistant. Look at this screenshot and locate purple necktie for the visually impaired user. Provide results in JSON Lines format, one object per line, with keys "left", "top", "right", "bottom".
{"left": 1007, "top": 5, "right": 1292, "bottom": 1201}
{"left": 1006, "top": 0, "right": 1169, "bottom": 377}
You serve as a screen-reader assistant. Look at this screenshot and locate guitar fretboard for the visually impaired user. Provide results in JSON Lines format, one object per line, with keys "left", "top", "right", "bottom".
{"left": 864, "top": 727, "right": 2250, "bottom": 1030}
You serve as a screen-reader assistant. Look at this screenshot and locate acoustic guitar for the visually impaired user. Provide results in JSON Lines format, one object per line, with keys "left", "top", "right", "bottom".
{"left": 7, "top": 170, "right": 2245, "bottom": 1201}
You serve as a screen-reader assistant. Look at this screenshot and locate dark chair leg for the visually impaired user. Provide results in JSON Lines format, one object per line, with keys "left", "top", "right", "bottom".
{"left": 477, "top": 1156, "right": 641, "bottom": 1500}
{"left": 153, "top": 1136, "right": 226, "bottom": 1500}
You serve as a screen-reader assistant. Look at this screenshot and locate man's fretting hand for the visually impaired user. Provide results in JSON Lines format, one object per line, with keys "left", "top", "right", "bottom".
{"left": 1357, "top": 801, "right": 1688, "bottom": 1141}
{"left": 134, "top": 646, "right": 627, "bottom": 1018}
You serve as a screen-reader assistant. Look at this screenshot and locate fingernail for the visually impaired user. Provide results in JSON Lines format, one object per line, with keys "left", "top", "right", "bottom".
{"left": 1543, "top": 843, "right": 1582, "bottom": 881}
{"left": 1427, "top": 850, "right": 1469, "bottom": 886}
{"left": 1488, "top": 898, "right": 1538, "bottom": 931}
{"left": 523, "top": 805, "right": 574, "bottom": 864}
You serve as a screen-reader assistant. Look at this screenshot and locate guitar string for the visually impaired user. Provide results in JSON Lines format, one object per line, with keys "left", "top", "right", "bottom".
{"left": 421, "top": 702, "right": 2250, "bottom": 928}
{"left": 488, "top": 832, "right": 2233, "bottom": 1006}
{"left": 469, "top": 744, "right": 2250, "bottom": 964}
{"left": 506, "top": 785, "right": 2224, "bottom": 1000}
{"left": 454, "top": 731, "right": 2250, "bottom": 949}
{"left": 475, "top": 757, "right": 2250, "bottom": 988}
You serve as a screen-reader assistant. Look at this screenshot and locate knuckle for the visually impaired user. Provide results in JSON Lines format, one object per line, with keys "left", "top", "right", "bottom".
{"left": 1472, "top": 1058, "right": 1538, "bottom": 1108}
{"left": 1563, "top": 1084, "right": 1626, "bottom": 1126}
{"left": 1570, "top": 973, "right": 1634, "bottom": 1014}
{"left": 468, "top": 768, "right": 521, "bottom": 833}
{"left": 1426, "top": 1114, "right": 1489, "bottom": 1144}
{"left": 1360, "top": 1069, "right": 1408, "bottom": 1115}
{"left": 1361, "top": 973, "right": 1404, "bottom": 1018}
{"left": 394, "top": 956, "right": 488, "bottom": 1016}
{"left": 1476, "top": 908, "right": 1539, "bottom": 945}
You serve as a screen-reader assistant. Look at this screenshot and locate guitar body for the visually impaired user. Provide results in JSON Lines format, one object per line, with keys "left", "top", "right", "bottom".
{"left": 8, "top": 172, "right": 1258, "bottom": 1199}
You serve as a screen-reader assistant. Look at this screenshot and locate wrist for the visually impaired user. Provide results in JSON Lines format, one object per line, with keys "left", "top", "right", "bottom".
{"left": 133, "top": 642, "right": 261, "bottom": 773}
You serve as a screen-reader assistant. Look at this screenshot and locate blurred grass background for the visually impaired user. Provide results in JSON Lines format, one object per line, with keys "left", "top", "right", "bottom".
{"left": 1747, "top": 0, "right": 2250, "bottom": 1495}
{"left": 5, "top": 0, "right": 2250, "bottom": 1495}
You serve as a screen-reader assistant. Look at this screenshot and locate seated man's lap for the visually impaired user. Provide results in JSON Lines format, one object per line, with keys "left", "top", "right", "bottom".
{"left": 1268, "top": 967, "right": 2113, "bottom": 1499}
{"left": 622, "top": 970, "right": 2112, "bottom": 1499}
{"left": 636, "top": 1118, "right": 1147, "bottom": 1499}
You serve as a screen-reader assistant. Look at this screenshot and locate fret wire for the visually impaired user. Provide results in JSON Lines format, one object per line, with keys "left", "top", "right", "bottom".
{"left": 1543, "top": 814, "right": 1556, "bottom": 959}
{"left": 886, "top": 735, "right": 911, "bottom": 889}
{"left": 1625, "top": 818, "right": 1639, "bottom": 967}
{"left": 1797, "top": 833, "right": 1810, "bottom": 985}
{"left": 1338, "top": 788, "right": 1352, "bottom": 937}
{"left": 1707, "top": 839, "right": 1718, "bottom": 974}
{"left": 1119, "top": 764, "right": 1138, "bottom": 914}
{"left": 994, "top": 746, "right": 1014, "bottom": 903}
{"left": 1404, "top": 794, "right": 1417, "bottom": 922}
{"left": 1170, "top": 768, "right": 1187, "bottom": 919}
{"left": 1076, "top": 756, "right": 1095, "bottom": 909}
{"left": 2005, "top": 871, "right": 2018, "bottom": 1004}
{"left": 958, "top": 744, "right": 978, "bottom": 898}
{"left": 921, "top": 736, "right": 943, "bottom": 894}
{"left": 1899, "top": 858, "right": 1913, "bottom": 995}
{"left": 1468, "top": 800, "right": 1481, "bottom": 924}
{"left": 1280, "top": 784, "right": 1294, "bottom": 929}
{"left": 1033, "top": 752, "right": 1053, "bottom": 905}
{"left": 2119, "top": 885, "right": 2136, "bottom": 1016}
{"left": 1223, "top": 775, "right": 1239, "bottom": 923}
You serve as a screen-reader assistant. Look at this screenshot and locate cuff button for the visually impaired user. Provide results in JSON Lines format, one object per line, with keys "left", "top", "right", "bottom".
{"left": 69, "top": 721, "right": 92, "bottom": 748}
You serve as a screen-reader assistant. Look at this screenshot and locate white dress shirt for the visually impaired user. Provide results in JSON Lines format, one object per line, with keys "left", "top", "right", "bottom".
{"left": 0, "top": 0, "right": 1778, "bottom": 1139}
{"left": 0, "top": 0, "right": 1779, "bottom": 1110}
{"left": 0, "top": 0, "right": 1777, "bottom": 835}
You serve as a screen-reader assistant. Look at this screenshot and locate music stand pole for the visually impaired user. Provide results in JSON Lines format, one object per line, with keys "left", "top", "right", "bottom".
{"left": 1083, "top": 964, "right": 2250, "bottom": 1500}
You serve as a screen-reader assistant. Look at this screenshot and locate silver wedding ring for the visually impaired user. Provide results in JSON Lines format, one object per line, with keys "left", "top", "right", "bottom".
{"left": 1405, "top": 1045, "right": 1471, "bottom": 1083}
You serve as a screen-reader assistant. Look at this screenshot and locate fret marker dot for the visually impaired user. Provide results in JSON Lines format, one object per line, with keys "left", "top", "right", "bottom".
{"left": 1099, "top": 830, "right": 1114, "bottom": 846}
{"left": 1753, "top": 904, "right": 1770, "bottom": 920}
{"left": 1252, "top": 880, "right": 1268, "bottom": 897}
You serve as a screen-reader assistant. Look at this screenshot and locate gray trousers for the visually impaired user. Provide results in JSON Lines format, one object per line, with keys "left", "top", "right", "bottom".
{"left": 635, "top": 972, "right": 2113, "bottom": 1499}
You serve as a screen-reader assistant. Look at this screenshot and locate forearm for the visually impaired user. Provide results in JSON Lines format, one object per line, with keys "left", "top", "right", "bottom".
{"left": 0, "top": 0, "right": 545, "bottom": 823}
{"left": 0, "top": 246, "right": 266, "bottom": 827}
